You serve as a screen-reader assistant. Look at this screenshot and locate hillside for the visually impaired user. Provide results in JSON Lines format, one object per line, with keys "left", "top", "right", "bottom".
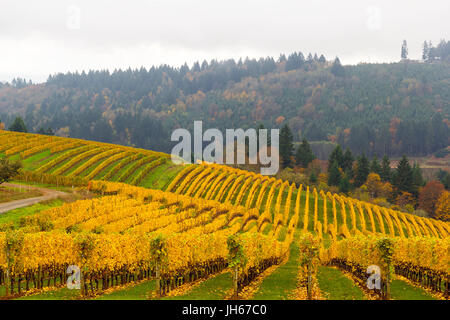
{"left": 0, "top": 131, "right": 448, "bottom": 301}
{"left": 1, "top": 58, "right": 449, "bottom": 157}
{"left": 1, "top": 130, "right": 447, "bottom": 239}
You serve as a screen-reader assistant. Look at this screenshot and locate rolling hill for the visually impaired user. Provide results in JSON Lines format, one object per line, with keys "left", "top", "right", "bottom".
{"left": 0, "top": 131, "right": 448, "bottom": 300}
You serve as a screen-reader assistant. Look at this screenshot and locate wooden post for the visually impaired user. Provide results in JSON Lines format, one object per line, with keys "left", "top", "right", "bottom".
{"left": 385, "top": 265, "right": 391, "bottom": 300}
{"left": 233, "top": 265, "right": 238, "bottom": 299}
{"left": 80, "top": 270, "right": 85, "bottom": 297}
{"left": 155, "top": 262, "right": 161, "bottom": 298}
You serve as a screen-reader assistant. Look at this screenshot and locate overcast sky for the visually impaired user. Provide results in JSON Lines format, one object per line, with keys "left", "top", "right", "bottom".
{"left": 1, "top": 0, "right": 449, "bottom": 83}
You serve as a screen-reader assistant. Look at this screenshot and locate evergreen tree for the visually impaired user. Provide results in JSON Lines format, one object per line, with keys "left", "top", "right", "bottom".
{"left": 309, "top": 171, "right": 318, "bottom": 184}
{"left": 331, "top": 57, "right": 345, "bottom": 77}
{"left": 393, "top": 156, "right": 414, "bottom": 195}
{"left": 437, "top": 170, "right": 450, "bottom": 189}
{"left": 8, "top": 116, "right": 27, "bottom": 132}
{"left": 354, "top": 154, "right": 370, "bottom": 187}
{"left": 328, "top": 145, "right": 344, "bottom": 171}
{"left": 370, "top": 157, "right": 382, "bottom": 175}
{"left": 342, "top": 148, "right": 354, "bottom": 174}
{"left": 422, "top": 41, "right": 429, "bottom": 61}
{"left": 295, "top": 138, "right": 315, "bottom": 168}
{"left": 279, "top": 124, "right": 294, "bottom": 168}
{"left": 412, "top": 163, "right": 425, "bottom": 189}
{"left": 401, "top": 40, "right": 408, "bottom": 59}
{"left": 328, "top": 160, "right": 342, "bottom": 186}
{"left": 339, "top": 175, "right": 351, "bottom": 194}
{"left": 380, "top": 155, "right": 391, "bottom": 182}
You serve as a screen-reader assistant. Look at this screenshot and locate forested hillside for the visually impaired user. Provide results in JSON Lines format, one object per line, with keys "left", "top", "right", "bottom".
{"left": 0, "top": 44, "right": 449, "bottom": 157}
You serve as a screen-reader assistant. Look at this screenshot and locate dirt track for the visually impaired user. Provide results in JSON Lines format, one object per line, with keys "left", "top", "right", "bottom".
{"left": 0, "top": 183, "right": 68, "bottom": 214}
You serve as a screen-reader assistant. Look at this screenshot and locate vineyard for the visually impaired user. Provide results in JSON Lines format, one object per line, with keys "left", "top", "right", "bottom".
{"left": 0, "top": 181, "right": 294, "bottom": 297}
{"left": 0, "top": 130, "right": 449, "bottom": 300}
{"left": 166, "top": 162, "right": 449, "bottom": 240}
{"left": 0, "top": 130, "right": 175, "bottom": 189}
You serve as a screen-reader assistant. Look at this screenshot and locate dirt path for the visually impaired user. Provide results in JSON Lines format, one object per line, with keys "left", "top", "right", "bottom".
{"left": 0, "top": 183, "right": 68, "bottom": 214}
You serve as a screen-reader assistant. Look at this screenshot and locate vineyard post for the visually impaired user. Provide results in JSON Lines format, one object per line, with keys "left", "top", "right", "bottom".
{"left": 80, "top": 269, "right": 85, "bottom": 297}
{"left": 155, "top": 261, "right": 161, "bottom": 298}
{"left": 385, "top": 263, "right": 391, "bottom": 300}
{"left": 5, "top": 244, "right": 10, "bottom": 296}
{"left": 233, "top": 265, "right": 238, "bottom": 299}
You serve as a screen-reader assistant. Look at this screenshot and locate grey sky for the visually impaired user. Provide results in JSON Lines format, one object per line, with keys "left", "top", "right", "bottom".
{"left": 1, "top": 0, "right": 449, "bottom": 83}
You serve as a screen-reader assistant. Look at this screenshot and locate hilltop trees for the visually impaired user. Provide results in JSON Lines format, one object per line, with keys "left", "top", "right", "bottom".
{"left": 401, "top": 40, "right": 408, "bottom": 59}
{"left": 0, "top": 43, "right": 448, "bottom": 156}
{"left": 330, "top": 57, "right": 345, "bottom": 77}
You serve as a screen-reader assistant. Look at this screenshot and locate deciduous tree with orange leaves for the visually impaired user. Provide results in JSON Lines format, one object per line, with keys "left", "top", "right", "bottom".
{"left": 418, "top": 181, "right": 445, "bottom": 217}
{"left": 434, "top": 191, "right": 449, "bottom": 221}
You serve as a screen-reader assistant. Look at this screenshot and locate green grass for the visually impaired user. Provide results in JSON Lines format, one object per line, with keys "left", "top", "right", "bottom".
{"left": 317, "top": 266, "right": 366, "bottom": 300}
{"left": 163, "top": 273, "right": 232, "bottom": 300}
{"left": 390, "top": 279, "right": 436, "bottom": 300}
{"left": 252, "top": 232, "right": 300, "bottom": 300}
{"left": 22, "top": 150, "right": 52, "bottom": 170}
{"left": 95, "top": 280, "right": 156, "bottom": 300}
{"left": 0, "top": 199, "right": 63, "bottom": 227}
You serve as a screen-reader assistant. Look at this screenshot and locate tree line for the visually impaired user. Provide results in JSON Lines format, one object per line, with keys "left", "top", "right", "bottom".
{"left": 0, "top": 40, "right": 448, "bottom": 156}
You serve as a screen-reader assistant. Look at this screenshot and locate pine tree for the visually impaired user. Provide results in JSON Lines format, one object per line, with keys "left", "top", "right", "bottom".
{"left": 339, "top": 175, "right": 351, "bottom": 194}
{"left": 328, "top": 160, "right": 342, "bottom": 187}
{"left": 354, "top": 154, "right": 370, "bottom": 187}
{"left": 393, "top": 156, "right": 414, "bottom": 195}
{"left": 401, "top": 40, "right": 408, "bottom": 60}
{"left": 309, "top": 172, "right": 318, "bottom": 184}
{"left": 279, "top": 124, "right": 294, "bottom": 168}
{"left": 296, "top": 138, "right": 315, "bottom": 168}
{"left": 342, "top": 148, "right": 354, "bottom": 174}
{"left": 8, "top": 116, "right": 27, "bottom": 133}
{"left": 370, "top": 157, "right": 382, "bottom": 175}
{"left": 380, "top": 155, "right": 391, "bottom": 182}
{"left": 328, "top": 145, "right": 344, "bottom": 171}
{"left": 412, "top": 163, "right": 425, "bottom": 190}
{"left": 422, "top": 41, "right": 429, "bottom": 61}
{"left": 437, "top": 170, "right": 450, "bottom": 189}
{"left": 331, "top": 57, "right": 345, "bottom": 77}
